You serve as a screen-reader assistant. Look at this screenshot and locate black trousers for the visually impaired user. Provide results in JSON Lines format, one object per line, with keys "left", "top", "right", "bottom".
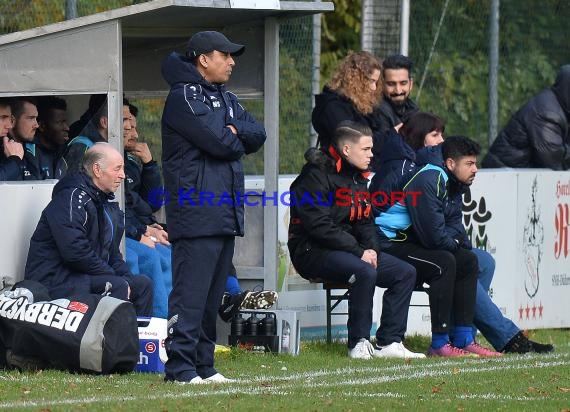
{"left": 164, "top": 236, "right": 234, "bottom": 382}
{"left": 384, "top": 243, "right": 478, "bottom": 334}
{"left": 319, "top": 250, "right": 416, "bottom": 348}
{"left": 90, "top": 274, "right": 153, "bottom": 317}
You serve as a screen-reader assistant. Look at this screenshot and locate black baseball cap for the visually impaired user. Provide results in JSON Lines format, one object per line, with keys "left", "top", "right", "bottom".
{"left": 187, "top": 31, "right": 245, "bottom": 58}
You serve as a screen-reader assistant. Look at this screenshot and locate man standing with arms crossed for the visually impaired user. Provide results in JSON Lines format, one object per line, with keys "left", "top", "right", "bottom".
{"left": 161, "top": 31, "right": 266, "bottom": 384}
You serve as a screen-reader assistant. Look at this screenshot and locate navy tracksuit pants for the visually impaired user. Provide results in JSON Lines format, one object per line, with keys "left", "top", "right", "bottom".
{"left": 164, "top": 236, "right": 234, "bottom": 382}
{"left": 319, "top": 251, "right": 417, "bottom": 349}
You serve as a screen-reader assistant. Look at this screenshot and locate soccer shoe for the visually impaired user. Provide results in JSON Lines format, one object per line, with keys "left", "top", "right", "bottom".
{"left": 204, "top": 373, "right": 235, "bottom": 383}
{"left": 373, "top": 342, "right": 426, "bottom": 359}
{"left": 239, "top": 290, "right": 278, "bottom": 310}
{"left": 462, "top": 342, "right": 503, "bottom": 357}
{"left": 502, "top": 331, "right": 554, "bottom": 354}
{"left": 218, "top": 291, "right": 249, "bottom": 322}
{"left": 348, "top": 338, "right": 375, "bottom": 360}
{"left": 428, "top": 343, "right": 479, "bottom": 358}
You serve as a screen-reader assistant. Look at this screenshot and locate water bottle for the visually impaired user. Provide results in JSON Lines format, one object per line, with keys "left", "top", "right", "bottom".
{"left": 231, "top": 313, "right": 245, "bottom": 336}
{"left": 281, "top": 320, "right": 291, "bottom": 353}
{"left": 246, "top": 313, "right": 259, "bottom": 336}
{"left": 261, "top": 313, "right": 276, "bottom": 336}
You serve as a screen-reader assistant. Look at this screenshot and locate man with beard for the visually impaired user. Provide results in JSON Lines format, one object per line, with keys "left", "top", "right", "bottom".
{"left": 370, "top": 54, "right": 419, "bottom": 136}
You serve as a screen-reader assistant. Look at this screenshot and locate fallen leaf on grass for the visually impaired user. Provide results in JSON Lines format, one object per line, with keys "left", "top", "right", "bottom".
{"left": 432, "top": 386, "right": 443, "bottom": 394}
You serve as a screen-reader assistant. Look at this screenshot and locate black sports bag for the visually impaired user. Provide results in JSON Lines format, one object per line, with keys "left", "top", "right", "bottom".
{"left": 0, "top": 280, "right": 138, "bottom": 374}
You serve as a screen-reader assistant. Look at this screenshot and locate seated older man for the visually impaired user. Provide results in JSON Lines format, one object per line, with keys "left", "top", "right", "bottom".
{"left": 25, "top": 142, "right": 153, "bottom": 316}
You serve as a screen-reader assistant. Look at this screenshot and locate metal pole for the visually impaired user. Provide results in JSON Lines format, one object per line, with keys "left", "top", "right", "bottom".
{"left": 400, "top": 0, "right": 410, "bottom": 55}
{"left": 361, "top": 0, "right": 374, "bottom": 53}
{"left": 65, "top": 0, "right": 77, "bottom": 20}
{"left": 310, "top": 2, "right": 322, "bottom": 147}
{"left": 488, "top": 0, "right": 500, "bottom": 145}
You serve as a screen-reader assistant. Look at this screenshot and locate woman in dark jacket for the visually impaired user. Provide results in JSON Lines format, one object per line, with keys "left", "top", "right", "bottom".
{"left": 288, "top": 121, "right": 424, "bottom": 360}
{"left": 312, "top": 51, "right": 382, "bottom": 152}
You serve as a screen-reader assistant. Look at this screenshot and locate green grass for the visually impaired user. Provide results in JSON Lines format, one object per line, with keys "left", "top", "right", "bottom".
{"left": 1, "top": 329, "right": 569, "bottom": 411}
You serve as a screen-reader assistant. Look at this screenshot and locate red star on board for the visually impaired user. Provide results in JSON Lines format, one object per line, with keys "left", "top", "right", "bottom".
{"left": 519, "top": 305, "right": 524, "bottom": 320}
{"left": 532, "top": 304, "right": 537, "bottom": 318}
{"left": 538, "top": 302, "right": 544, "bottom": 317}
{"left": 525, "top": 304, "right": 530, "bottom": 319}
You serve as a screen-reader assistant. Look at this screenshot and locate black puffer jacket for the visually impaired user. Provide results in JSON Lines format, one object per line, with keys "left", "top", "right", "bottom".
{"left": 483, "top": 65, "right": 570, "bottom": 170}
{"left": 288, "top": 148, "right": 380, "bottom": 277}
{"left": 161, "top": 52, "right": 266, "bottom": 240}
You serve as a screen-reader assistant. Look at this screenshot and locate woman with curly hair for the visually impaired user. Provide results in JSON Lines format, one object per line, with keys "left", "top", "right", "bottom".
{"left": 312, "top": 51, "right": 382, "bottom": 150}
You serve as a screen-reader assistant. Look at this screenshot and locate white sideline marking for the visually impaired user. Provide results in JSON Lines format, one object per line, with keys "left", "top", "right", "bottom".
{"left": 0, "top": 354, "right": 566, "bottom": 409}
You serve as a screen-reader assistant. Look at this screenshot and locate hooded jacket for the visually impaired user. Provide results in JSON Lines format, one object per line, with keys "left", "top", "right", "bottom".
{"left": 288, "top": 148, "right": 380, "bottom": 277}
{"left": 161, "top": 52, "right": 266, "bottom": 240}
{"left": 25, "top": 172, "right": 132, "bottom": 299}
{"left": 374, "top": 145, "right": 471, "bottom": 252}
{"left": 483, "top": 65, "right": 570, "bottom": 170}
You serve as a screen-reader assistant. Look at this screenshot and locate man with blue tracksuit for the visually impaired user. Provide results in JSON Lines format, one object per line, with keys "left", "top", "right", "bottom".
{"left": 161, "top": 31, "right": 266, "bottom": 384}
{"left": 413, "top": 142, "right": 554, "bottom": 354}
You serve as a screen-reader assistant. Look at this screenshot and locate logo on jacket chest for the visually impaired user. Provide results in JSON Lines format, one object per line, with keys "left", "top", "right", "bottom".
{"left": 210, "top": 96, "right": 221, "bottom": 108}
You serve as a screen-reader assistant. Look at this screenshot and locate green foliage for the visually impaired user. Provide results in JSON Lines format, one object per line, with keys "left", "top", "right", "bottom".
{"left": 320, "top": 0, "right": 361, "bottom": 86}
{"left": 408, "top": 0, "right": 570, "bottom": 152}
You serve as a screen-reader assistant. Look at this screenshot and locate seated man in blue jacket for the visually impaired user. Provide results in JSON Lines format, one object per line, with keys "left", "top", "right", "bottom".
{"left": 374, "top": 136, "right": 500, "bottom": 357}
{"left": 25, "top": 143, "right": 153, "bottom": 316}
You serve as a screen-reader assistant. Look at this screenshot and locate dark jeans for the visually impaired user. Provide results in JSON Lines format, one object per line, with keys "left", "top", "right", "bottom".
{"left": 164, "top": 236, "right": 234, "bottom": 382}
{"left": 384, "top": 243, "right": 478, "bottom": 334}
{"left": 90, "top": 274, "right": 153, "bottom": 316}
{"left": 319, "top": 250, "right": 416, "bottom": 348}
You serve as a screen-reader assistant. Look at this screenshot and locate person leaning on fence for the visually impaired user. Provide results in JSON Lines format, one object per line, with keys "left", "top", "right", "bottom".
{"left": 24, "top": 143, "right": 153, "bottom": 316}
{"left": 288, "top": 120, "right": 425, "bottom": 360}
{"left": 483, "top": 64, "right": 570, "bottom": 170}
{"left": 161, "top": 30, "right": 266, "bottom": 384}
{"left": 0, "top": 97, "right": 25, "bottom": 181}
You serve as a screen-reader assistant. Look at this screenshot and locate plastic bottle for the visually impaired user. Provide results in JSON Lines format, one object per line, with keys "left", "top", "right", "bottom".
{"left": 246, "top": 313, "right": 259, "bottom": 336}
{"left": 262, "top": 313, "right": 275, "bottom": 336}
{"left": 281, "top": 320, "right": 290, "bottom": 353}
{"left": 231, "top": 313, "right": 245, "bottom": 336}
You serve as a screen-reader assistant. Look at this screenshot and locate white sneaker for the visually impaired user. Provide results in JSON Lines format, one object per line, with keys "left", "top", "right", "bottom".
{"left": 175, "top": 376, "right": 210, "bottom": 385}
{"left": 348, "top": 338, "right": 375, "bottom": 359}
{"left": 204, "top": 373, "right": 235, "bottom": 383}
{"left": 373, "top": 342, "right": 426, "bottom": 359}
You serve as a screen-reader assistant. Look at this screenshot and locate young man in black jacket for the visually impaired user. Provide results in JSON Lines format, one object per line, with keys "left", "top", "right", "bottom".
{"left": 288, "top": 121, "right": 424, "bottom": 360}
